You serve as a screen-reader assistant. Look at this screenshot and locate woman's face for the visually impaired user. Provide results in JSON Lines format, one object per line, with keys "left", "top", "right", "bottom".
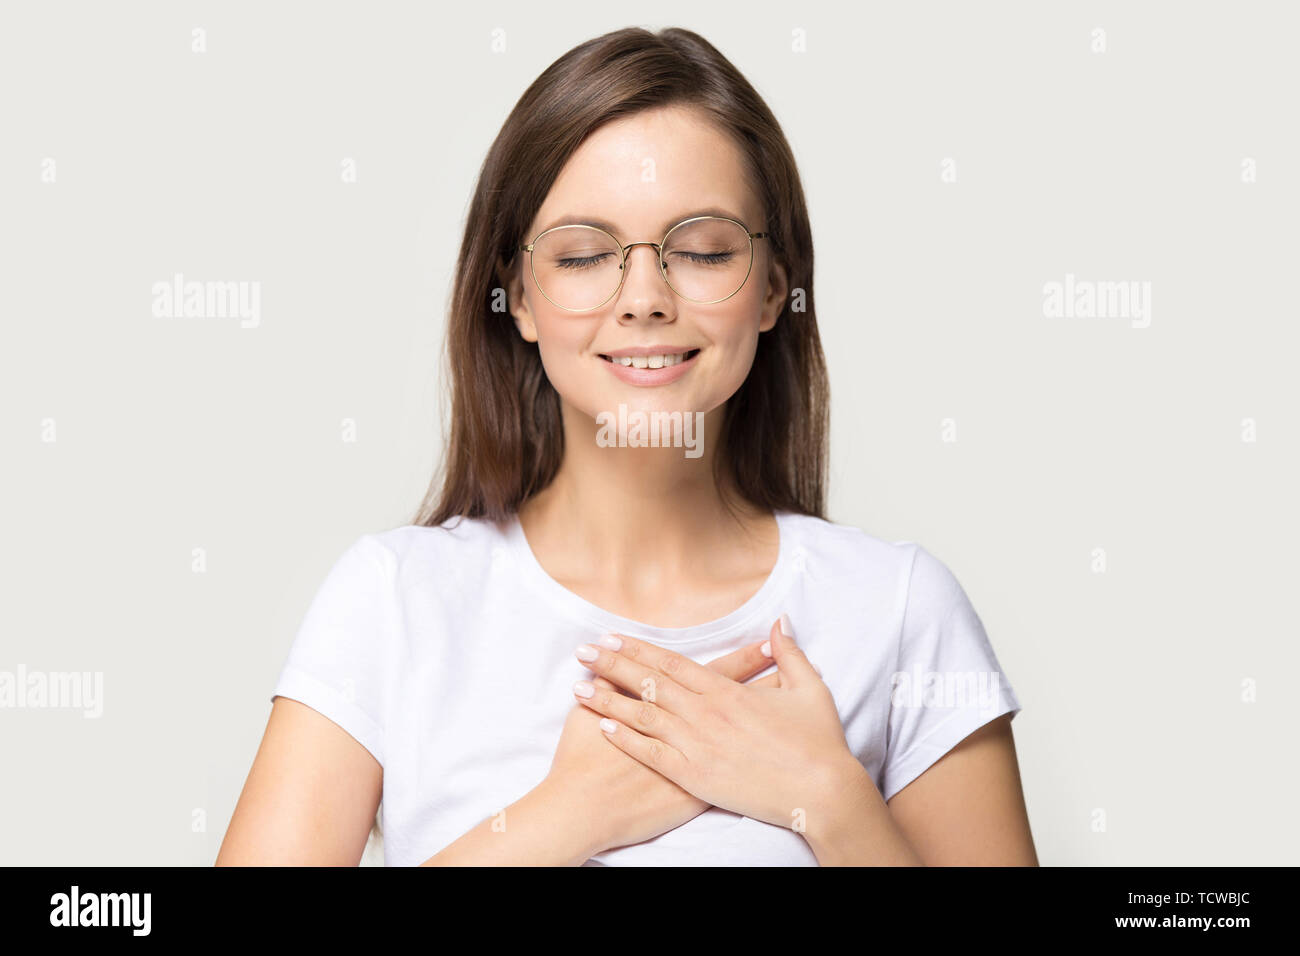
{"left": 508, "top": 104, "right": 788, "bottom": 426}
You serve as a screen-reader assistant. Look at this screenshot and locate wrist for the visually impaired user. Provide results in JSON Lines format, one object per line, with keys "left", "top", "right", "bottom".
{"left": 802, "top": 753, "right": 912, "bottom": 865}
{"left": 529, "top": 775, "right": 607, "bottom": 866}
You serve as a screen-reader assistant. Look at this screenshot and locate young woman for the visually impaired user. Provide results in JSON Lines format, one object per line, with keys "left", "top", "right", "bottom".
{"left": 217, "top": 26, "right": 1036, "bottom": 866}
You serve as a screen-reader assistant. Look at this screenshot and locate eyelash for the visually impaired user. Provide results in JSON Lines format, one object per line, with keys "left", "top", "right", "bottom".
{"left": 555, "top": 251, "right": 735, "bottom": 271}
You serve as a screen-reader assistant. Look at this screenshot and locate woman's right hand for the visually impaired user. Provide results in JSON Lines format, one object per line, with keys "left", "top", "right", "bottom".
{"left": 540, "top": 638, "right": 779, "bottom": 860}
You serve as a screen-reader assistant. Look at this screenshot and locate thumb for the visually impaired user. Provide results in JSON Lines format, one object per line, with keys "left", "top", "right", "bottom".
{"left": 764, "top": 614, "right": 820, "bottom": 688}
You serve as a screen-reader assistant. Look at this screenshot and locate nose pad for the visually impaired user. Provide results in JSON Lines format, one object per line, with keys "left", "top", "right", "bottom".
{"left": 622, "top": 241, "right": 660, "bottom": 263}
{"left": 620, "top": 242, "right": 665, "bottom": 283}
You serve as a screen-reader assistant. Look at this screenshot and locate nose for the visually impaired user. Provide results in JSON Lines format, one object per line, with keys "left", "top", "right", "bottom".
{"left": 615, "top": 242, "right": 674, "bottom": 321}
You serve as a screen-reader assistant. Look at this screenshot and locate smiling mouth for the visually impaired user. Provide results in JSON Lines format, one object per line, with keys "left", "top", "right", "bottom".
{"left": 598, "top": 349, "right": 701, "bottom": 369}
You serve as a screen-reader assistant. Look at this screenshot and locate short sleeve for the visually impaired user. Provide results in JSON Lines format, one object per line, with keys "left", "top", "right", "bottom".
{"left": 879, "top": 544, "right": 1021, "bottom": 802}
{"left": 270, "top": 535, "right": 394, "bottom": 767}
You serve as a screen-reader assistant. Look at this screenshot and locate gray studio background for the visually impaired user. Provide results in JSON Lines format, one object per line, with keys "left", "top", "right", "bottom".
{"left": 2, "top": 0, "right": 1296, "bottom": 865}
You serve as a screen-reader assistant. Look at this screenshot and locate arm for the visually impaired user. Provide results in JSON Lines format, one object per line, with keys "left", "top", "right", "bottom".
{"left": 226, "top": 642, "right": 783, "bottom": 866}
{"left": 802, "top": 757, "right": 923, "bottom": 865}
{"left": 218, "top": 697, "right": 597, "bottom": 867}
{"left": 216, "top": 697, "right": 382, "bottom": 866}
{"left": 885, "top": 712, "right": 1037, "bottom": 865}
{"left": 805, "top": 713, "right": 1036, "bottom": 865}
{"left": 419, "top": 777, "right": 601, "bottom": 867}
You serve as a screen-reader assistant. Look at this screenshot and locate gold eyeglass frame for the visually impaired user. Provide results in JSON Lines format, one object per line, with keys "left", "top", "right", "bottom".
{"left": 518, "top": 215, "right": 769, "bottom": 313}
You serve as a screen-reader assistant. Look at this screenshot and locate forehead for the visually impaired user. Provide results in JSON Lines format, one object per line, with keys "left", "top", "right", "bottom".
{"left": 529, "top": 105, "right": 758, "bottom": 238}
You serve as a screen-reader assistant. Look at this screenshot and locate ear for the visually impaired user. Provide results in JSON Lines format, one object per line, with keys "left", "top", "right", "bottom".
{"left": 758, "top": 251, "right": 789, "bottom": 334}
{"left": 503, "top": 256, "right": 539, "bottom": 344}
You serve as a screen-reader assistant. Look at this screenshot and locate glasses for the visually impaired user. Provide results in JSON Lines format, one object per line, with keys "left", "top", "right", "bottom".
{"left": 518, "top": 215, "right": 769, "bottom": 312}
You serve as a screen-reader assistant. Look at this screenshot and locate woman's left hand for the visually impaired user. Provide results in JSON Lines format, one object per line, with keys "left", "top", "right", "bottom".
{"left": 572, "top": 615, "right": 862, "bottom": 832}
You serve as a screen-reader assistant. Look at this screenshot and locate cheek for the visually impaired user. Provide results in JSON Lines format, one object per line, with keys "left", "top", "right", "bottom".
{"left": 701, "top": 310, "right": 762, "bottom": 375}
{"left": 533, "top": 319, "right": 599, "bottom": 399}
{"left": 714, "top": 334, "right": 760, "bottom": 391}
{"left": 535, "top": 325, "right": 579, "bottom": 373}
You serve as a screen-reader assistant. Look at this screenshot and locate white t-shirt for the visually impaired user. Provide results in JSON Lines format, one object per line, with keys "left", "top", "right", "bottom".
{"left": 270, "top": 510, "right": 1022, "bottom": 866}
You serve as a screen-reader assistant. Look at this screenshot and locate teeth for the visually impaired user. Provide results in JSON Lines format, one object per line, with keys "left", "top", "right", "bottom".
{"left": 607, "top": 352, "right": 691, "bottom": 368}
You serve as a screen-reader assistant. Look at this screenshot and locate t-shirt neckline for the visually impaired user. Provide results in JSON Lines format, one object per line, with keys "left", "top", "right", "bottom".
{"left": 503, "top": 509, "right": 797, "bottom": 645}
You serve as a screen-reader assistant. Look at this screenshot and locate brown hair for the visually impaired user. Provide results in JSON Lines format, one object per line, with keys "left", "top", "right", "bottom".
{"left": 412, "top": 26, "right": 828, "bottom": 527}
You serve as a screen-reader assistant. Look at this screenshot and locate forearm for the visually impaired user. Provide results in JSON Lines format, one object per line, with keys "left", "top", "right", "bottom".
{"left": 802, "top": 756, "right": 924, "bottom": 866}
{"left": 420, "top": 779, "right": 602, "bottom": 867}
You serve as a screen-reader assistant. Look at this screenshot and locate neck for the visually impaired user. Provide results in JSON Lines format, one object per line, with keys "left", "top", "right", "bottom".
{"left": 517, "top": 400, "right": 773, "bottom": 587}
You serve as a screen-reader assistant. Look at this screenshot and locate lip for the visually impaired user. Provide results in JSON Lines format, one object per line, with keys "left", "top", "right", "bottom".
{"left": 598, "top": 347, "right": 700, "bottom": 386}
{"left": 600, "top": 345, "right": 698, "bottom": 358}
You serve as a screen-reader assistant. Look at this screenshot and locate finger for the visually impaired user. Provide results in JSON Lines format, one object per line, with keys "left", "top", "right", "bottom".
{"left": 595, "top": 716, "right": 693, "bottom": 790}
{"left": 703, "top": 640, "right": 778, "bottom": 684}
{"left": 768, "top": 615, "right": 821, "bottom": 689}
{"left": 595, "top": 632, "right": 724, "bottom": 695}
{"left": 576, "top": 635, "right": 699, "bottom": 714}
{"left": 589, "top": 675, "right": 641, "bottom": 702}
{"left": 573, "top": 678, "right": 690, "bottom": 751}
{"left": 743, "top": 670, "right": 780, "bottom": 689}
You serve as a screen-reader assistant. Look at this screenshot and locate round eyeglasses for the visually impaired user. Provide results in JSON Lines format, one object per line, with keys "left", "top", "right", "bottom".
{"left": 518, "top": 215, "right": 769, "bottom": 312}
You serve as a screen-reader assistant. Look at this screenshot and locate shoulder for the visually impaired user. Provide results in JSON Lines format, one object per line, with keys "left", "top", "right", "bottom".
{"left": 780, "top": 510, "right": 918, "bottom": 580}
{"left": 354, "top": 515, "right": 512, "bottom": 583}
{"left": 781, "top": 512, "right": 968, "bottom": 616}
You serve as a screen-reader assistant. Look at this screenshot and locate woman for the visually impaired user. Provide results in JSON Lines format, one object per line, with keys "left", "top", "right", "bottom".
{"left": 217, "top": 26, "right": 1036, "bottom": 866}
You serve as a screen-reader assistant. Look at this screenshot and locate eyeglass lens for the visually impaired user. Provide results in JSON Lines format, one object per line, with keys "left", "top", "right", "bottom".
{"left": 530, "top": 217, "right": 752, "bottom": 311}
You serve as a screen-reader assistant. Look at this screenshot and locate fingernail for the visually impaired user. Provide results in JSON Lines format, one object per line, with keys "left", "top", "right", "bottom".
{"left": 597, "top": 633, "right": 622, "bottom": 650}
{"left": 599, "top": 718, "right": 617, "bottom": 733}
{"left": 573, "top": 680, "right": 594, "bottom": 699}
{"left": 760, "top": 640, "right": 772, "bottom": 657}
{"left": 779, "top": 613, "right": 794, "bottom": 639}
{"left": 575, "top": 644, "right": 599, "bottom": 662}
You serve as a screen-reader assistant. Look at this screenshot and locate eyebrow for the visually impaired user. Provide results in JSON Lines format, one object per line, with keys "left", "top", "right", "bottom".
{"left": 534, "top": 206, "right": 749, "bottom": 238}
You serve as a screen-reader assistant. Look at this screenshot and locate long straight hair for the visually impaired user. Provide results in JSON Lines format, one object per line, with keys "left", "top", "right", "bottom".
{"left": 412, "top": 26, "right": 829, "bottom": 527}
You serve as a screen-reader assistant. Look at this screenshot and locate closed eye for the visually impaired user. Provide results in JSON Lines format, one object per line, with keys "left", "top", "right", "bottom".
{"left": 670, "top": 251, "right": 735, "bottom": 265}
{"left": 556, "top": 254, "right": 615, "bottom": 271}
